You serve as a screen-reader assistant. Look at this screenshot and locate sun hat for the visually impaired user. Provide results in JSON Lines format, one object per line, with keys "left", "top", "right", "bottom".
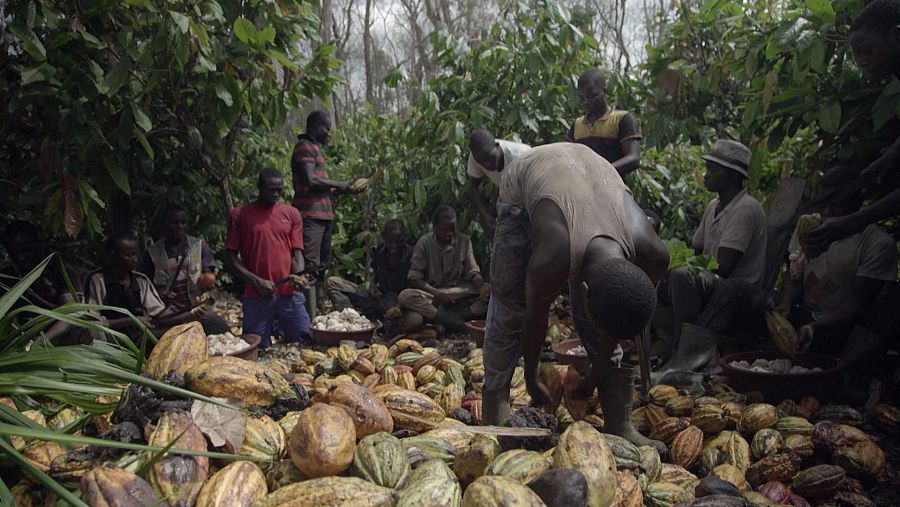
{"left": 702, "top": 139, "right": 751, "bottom": 177}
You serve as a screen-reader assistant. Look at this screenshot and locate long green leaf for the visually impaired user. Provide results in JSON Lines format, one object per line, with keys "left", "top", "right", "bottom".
{"left": 0, "top": 438, "right": 87, "bottom": 507}
{"left": 0, "top": 475, "right": 14, "bottom": 506}
{"left": 0, "top": 254, "right": 52, "bottom": 321}
{"left": 0, "top": 423, "right": 259, "bottom": 461}
{"left": 135, "top": 427, "right": 187, "bottom": 477}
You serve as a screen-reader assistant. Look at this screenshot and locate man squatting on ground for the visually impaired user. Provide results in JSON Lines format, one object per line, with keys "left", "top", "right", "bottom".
{"left": 482, "top": 142, "right": 669, "bottom": 453}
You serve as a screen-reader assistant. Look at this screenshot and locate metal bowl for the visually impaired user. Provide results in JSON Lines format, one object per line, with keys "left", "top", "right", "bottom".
{"left": 719, "top": 350, "right": 844, "bottom": 403}
{"left": 465, "top": 320, "right": 485, "bottom": 347}
{"left": 312, "top": 326, "right": 376, "bottom": 346}
{"left": 552, "top": 338, "right": 635, "bottom": 370}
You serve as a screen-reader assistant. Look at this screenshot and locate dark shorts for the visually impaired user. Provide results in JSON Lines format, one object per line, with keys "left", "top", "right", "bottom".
{"left": 301, "top": 217, "right": 333, "bottom": 280}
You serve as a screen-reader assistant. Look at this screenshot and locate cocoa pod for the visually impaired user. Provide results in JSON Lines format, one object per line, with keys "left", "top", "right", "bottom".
{"left": 670, "top": 425, "right": 703, "bottom": 469}
{"left": 81, "top": 465, "right": 161, "bottom": 507}
{"left": 195, "top": 461, "right": 267, "bottom": 507}
{"left": 745, "top": 452, "right": 801, "bottom": 487}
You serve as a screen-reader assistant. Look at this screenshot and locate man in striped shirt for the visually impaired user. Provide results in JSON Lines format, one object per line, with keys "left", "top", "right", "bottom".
{"left": 291, "top": 110, "right": 364, "bottom": 316}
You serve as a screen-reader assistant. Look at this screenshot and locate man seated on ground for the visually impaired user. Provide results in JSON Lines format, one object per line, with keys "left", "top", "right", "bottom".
{"left": 398, "top": 205, "right": 487, "bottom": 334}
{"left": 326, "top": 219, "right": 420, "bottom": 336}
{"left": 568, "top": 68, "right": 642, "bottom": 178}
{"left": 483, "top": 142, "right": 669, "bottom": 452}
{"left": 652, "top": 139, "right": 767, "bottom": 379}
{"left": 86, "top": 235, "right": 206, "bottom": 344}
{"left": 778, "top": 166, "right": 897, "bottom": 404}
{"left": 467, "top": 129, "right": 531, "bottom": 234}
{"left": 1, "top": 220, "right": 87, "bottom": 345}
{"left": 140, "top": 203, "right": 230, "bottom": 335}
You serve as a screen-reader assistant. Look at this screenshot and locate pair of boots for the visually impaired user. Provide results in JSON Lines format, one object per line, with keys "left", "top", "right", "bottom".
{"left": 483, "top": 366, "right": 666, "bottom": 454}
{"left": 651, "top": 323, "right": 718, "bottom": 385}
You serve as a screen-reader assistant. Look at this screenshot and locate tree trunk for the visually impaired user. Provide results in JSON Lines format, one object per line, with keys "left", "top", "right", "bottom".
{"left": 364, "top": 0, "right": 375, "bottom": 105}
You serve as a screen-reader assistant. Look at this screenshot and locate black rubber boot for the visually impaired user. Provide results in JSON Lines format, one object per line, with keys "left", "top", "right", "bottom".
{"left": 650, "top": 323, "right": 718, "bottom": 384}
{"left": 482, "top": 388, "right": 511, "bottom": 426}
{"left": 599, "top": 366, "right": 667, "bottom": 454}
{"left": 836, "top": 326, "right": 883, "bottom": 406}
{"left": 305, "top": 285, "right": 317, "bottom": 320}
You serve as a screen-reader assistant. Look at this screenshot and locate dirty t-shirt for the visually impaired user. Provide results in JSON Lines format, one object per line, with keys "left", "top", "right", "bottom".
{"left": 788, "top": 224, "right": 897, "bottom": 318}
{"left": 692, "top": 188, "right": 767, "bottom": 286}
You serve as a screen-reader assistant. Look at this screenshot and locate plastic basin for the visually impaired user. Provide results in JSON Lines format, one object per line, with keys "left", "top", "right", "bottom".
{"left": 312, "top": 326, "right": 376, "bottom": 346}
{"left": 719, "top": 350, "right": 844, "bottom": 403}
{"left": 465, "top": 320, "right": 485, "bottom": 347}
{"left": 227, "top": 334, "right": 262, "bottom": 361}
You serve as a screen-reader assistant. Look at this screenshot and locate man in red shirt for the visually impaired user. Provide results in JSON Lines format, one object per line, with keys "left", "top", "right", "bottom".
{"left": 224, "top": 168, "right": 310, "bottom": 348}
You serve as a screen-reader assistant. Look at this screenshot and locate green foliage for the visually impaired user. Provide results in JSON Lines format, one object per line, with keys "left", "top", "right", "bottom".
{"left": 1, "top": 0, "right": 339, "bottom": 247}
{"left": 325, "top": 0, "right": 604, "bottom": 280}
{"left": 664, "top": 238, "right": 719, "bottom": 272}
{"left": 638, "top": 0, "right": 900, "bottom": 192}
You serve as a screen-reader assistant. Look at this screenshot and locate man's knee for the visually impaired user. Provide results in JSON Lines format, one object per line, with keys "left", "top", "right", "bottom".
{"left": 326, "top": 276, "right": 356, "bottom": 292}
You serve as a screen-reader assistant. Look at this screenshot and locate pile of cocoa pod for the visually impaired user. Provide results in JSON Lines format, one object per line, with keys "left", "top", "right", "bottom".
{"left": 4, "top": 320, "right": 897, "bottom": 507}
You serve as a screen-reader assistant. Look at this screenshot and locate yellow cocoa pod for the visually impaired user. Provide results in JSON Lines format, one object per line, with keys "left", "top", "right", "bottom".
{"left": 461, "top": 475, "right": 545, "bottom": 507}
{"left": 145, "top": 321, "right": 208, "bottom": 379}
{"left": 289, "top": 403, "right": 356, "bottom": 478}
{"left": 195, "top": 461, "right": 267, "bottom": 507}
{"left": 552, "top": 421, "right": 617, "bottom": 507}
{"left": 669, "top": 425, "right": 703, "bottom": 469}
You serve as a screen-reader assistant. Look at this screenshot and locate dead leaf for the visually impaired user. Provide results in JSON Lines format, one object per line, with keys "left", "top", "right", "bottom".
{"left": 190, "top": 398, "right": 246, "bottom": 449}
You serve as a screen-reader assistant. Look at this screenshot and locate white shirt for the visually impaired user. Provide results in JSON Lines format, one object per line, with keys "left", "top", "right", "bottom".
{"left": 467, "top": 139, "right": 531, "bottom": 186}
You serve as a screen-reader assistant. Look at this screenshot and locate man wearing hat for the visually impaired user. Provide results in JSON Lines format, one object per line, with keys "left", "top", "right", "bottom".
{"left": 651, "top": 139, "right": 768, "bottom": 381}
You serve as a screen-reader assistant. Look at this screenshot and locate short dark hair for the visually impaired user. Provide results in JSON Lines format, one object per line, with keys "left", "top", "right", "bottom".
{"left": 577, "top": 68, "right": 607, "bottom": 90}
{"left": 851, "top": 0, "right": 900, "bottom": 33}
{"left": 258, "top": 167, "right": 283, "bottom": 186}
{"left": 431, "top": 205, "right": 457, "bottom": 227}
{"left": 470, "top": 129, "right": 495, "bottom": 155}
{"left": 105, "top": 234, "right": 138, "bottom": 254}
{"left": 306, "top": 110, "right": 330, "bottom": 132}
{"left": 585, "top": 258, "right": 656, "bottom": 339}
{"left": 162, "top": 202, "right": 189, "bottom": 218}
{"left": 1, "top": 220, "right": 40, "bottom": 248}
{"left": 383, "top": 218, "right": 406, "bottom": 237}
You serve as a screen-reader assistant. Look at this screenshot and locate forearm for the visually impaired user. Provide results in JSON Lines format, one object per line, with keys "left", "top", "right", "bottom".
{"left": 612, "top": 154, "right": 640, "bottom": 177}
{"left": 468, "top": 182, "right": 494, "bottom": 221}
{"left": 42, "top": 320, "right": 73, "bottom": 342}
{"left": 224, "top": 252, "right": 264, "bottom": 286}
{"left": 153, "top": 310, "right": 195, "bottom": 328}
{"left": 846, "top": 187, "right": 900, "bottom": 227}
{"left": 307, "top": 174, "right": 348, "bottom": 192}
{"left": 292, "top": 250, "right": 305, "bottom": 274}
{"left": 409, "top": 278, "right": 442, "bottom": 297}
